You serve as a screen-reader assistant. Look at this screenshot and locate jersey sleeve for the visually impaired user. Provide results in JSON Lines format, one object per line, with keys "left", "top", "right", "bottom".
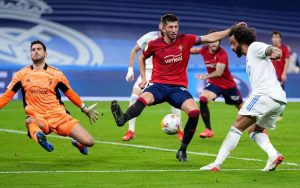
{"left": 0, "top": 71, "right": 22, "bottom": 109}
{"left": 137, "top": 32, "right": 153, "bottom": 50}
{"left": 284, "top": 45, "right": 290, "bottom": 59}
{"left": 142, "top": 41, "right": 154, "bottom": 59}
{"left": 57, "top": 71, "right": 83, "bottom": 108}
{"left": 250, "top": 42, "right": 270, "bottom": 59}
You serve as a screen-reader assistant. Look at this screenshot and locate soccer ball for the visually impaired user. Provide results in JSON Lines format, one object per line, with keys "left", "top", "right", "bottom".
{"left": 161, "top": 114, "right": 181, "bottom": 135}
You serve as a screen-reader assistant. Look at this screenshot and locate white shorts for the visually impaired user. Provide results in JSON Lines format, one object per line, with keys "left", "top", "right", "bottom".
{"left": 238, "top": 95, "right": 286, "bottom": 129}
{"left": 133, "top": 69, "right": 152, "bottom": 90}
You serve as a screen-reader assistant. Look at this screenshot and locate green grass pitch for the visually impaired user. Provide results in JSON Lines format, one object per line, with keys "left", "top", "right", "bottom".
{"left": 0, "top": 101, "right": 299, "bottom": 187}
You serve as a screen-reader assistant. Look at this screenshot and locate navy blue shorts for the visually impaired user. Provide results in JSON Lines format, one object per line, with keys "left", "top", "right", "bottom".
{"left": 204, "top": 83, "right": 243, "bottom": 105}
{"left": 144, "top": 83, "right": 193, "bottom": 109}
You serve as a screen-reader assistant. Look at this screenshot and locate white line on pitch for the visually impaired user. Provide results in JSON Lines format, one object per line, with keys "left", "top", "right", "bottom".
{"left": 0, "top": 128, "right": 299, "bottom": 167}
{"left": 1, "top": 168, "right": 300, "bottom": 174}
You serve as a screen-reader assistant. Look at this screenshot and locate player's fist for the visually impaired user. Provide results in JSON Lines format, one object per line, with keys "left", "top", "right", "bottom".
{"left": 196, "top": 73, "right": 208, "bottom": 80}
{"left": 82, "top": 103, "right": 99, "bottom": 125}
{"left": 125, "top": 67, "right": 134, "bottom": 82}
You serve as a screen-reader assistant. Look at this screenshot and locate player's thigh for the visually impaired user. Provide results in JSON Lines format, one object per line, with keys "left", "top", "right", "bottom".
{"left": 132, "top": 76, "right": 143, "bottom": 96}
{"left": 200, "top": 89, "right": 218, "bottom": 101}
{"left": 233, "top": 114, "right": 256, "bottom": 132}
{"left": 69, "top": 123, "right": 94, "bottom": 146}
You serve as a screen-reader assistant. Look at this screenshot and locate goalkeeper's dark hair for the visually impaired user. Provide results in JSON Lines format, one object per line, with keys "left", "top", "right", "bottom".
{"left": 161, "top": 14, "right": 179, "bottom": 26}
{"left": 229, "top": 25, "right": 256, "bottom": 46}
{"left": 31, "top": 40, "right": 47, "bottom": 52}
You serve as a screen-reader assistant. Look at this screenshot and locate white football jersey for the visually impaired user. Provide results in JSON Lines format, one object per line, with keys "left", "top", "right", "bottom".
{"left": 136, "top": 31, "right": 160, "bottom": 70}
{"left": 246, "top": 42, "right": 287, "bottom": 103}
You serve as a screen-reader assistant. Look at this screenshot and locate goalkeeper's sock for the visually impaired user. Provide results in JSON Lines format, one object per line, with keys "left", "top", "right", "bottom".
{"left": 28, "top": 122, "right": 42, "bottom": 143}
{"left": 215, "top": 126, "right": 242, "bottom": 165}
{"left": 250, "top": 131, "right": 277, "bottom": 158}
{"left": 128, "top": 94, "right": 139, "bottom": 132}
{"left": 180, "top": 109, "right": 200, "bottom": 150}
{"left": 124, "top": 97, "right": 147, "bottom": 121}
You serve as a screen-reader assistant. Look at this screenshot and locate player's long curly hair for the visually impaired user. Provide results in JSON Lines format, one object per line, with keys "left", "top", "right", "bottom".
{"left": 229, "top": 25, "right": 256, "bottom": 45}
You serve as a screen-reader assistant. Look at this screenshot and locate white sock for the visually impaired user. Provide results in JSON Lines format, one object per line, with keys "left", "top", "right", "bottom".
{"left": 171, "top": 107, "right": 182, "bottom": 130}
{"left": 250, "top": 131, "right": 278, "bottom": 158}
{"left": 215, "top": 126, "right": 242, "bottom": 165}
{"left": 128, "top": 94, "right": 138, "bottom": 132}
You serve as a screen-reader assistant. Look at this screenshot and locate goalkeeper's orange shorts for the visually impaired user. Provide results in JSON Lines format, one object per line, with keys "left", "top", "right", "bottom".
{"left": 30, "top": 113, "right": 79, "bottom": 136}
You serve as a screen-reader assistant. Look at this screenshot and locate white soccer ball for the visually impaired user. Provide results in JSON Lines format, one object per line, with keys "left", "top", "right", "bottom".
{"left": 161, "top": 114, "right": 181, "bottom": 135}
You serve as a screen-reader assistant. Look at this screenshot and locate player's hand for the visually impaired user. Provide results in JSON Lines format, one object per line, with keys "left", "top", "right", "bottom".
{"left": 125, "top": 67, "right": 134, "bottom": 82}
{"left": 196, "top": 74, "right": 208, "bottom": 80}
{"left": 268, "top": 51, "right": 282, "bottom": 61}
{"left": 281, "top": 73, "right": 287, "bottom": 83}
{"left": 82, "top": 103, "right": 99, "bottom": 124}
{"left": 138, "top": 79, "right": 147, "bottom": 89}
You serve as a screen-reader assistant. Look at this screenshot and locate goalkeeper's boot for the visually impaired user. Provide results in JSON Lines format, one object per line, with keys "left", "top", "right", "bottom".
{"left": 176, "top": 149, "right": 187, "bottom": 162}
{"left": 36, "top": 132, "right": 54, "bottom": 152}
{"left": 122, "top": 131, "right": 135, "bottom": 141}
{"left": 72, "top": 139, "right": 88, "bottom": 155}
{"left": 199, "top": 128, "right": 214, "bottom": 138}
{"left": 200, "top": 163, "right": 221, "bottom": 171}
{"left": 262, "top": 153, "right": 284, "bottom": 171}
{"left": 111, "top": 100, "right": 126, "bottom": 127}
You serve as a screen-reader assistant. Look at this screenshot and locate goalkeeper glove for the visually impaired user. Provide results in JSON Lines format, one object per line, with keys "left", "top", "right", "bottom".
{"left": 81, "top": 103, "right": 99, "bottom": 124}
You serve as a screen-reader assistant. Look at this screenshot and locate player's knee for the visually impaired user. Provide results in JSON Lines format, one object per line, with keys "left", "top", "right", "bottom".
{"left": 25, "top": 117, "right": 36, "bottom": 127}
{"left": 199, "top": 96, "right": 208, "bottom": 106}
{"left": 84, "top": 137, "right": 94, "bottom": 147}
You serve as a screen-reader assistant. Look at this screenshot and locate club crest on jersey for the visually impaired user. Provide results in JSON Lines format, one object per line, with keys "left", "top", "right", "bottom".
{"left": 178, "top": 45, "right": 183, "bottom": 51}
{"left": 164, "top": 53, "right": 182, "bottom": 64}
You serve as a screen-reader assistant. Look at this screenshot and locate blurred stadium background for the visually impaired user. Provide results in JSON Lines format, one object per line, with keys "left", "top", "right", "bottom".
{"left": 1, "top": 0, "right": 300, "bottom": 100}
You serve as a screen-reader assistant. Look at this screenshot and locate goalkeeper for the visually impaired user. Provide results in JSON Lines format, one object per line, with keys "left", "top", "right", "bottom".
{"left": 0, "top": 40, "right": 99, "bottom": 155}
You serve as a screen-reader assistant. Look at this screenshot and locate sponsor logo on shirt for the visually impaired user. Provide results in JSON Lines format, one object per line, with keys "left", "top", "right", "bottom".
{"left": 164, "top": 53, "right": 182, "bottom": 64}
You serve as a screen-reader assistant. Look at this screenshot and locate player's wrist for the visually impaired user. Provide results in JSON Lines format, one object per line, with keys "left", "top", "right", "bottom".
{"left": 128, "top": 67, "right": 134, "bottom": 73}
{"left": 81, "top": 103, "right": 88, "bottom": 113}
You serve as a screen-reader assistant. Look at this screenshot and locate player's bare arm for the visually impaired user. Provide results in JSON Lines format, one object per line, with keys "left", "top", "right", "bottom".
{"left": 126, "top": 44, "right": 142, "bottom": 82}
{"left": 266, "top": 46, "right": 282, "bottom": 61}
{"left": 200, "top": 22, "right": 247, "bottom": 44}
{"left": 138, "top": 53, "right": 147, "bottom": 89}
{"left": 190, "top": 48, "right": 201, "bottom": 54}
{"left": 281, "top": 58, "right": 290, "bottom": 82}
{"left": 197, "top": 63, "right": 226, "bottom": 80}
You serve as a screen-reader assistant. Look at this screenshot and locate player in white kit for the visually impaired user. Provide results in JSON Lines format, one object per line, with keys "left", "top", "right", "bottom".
{"left": 200, "top": 25, "right": 286, "bottom": 171}
{"left": 123, "top": 26, "right": 183, "bottom": 141}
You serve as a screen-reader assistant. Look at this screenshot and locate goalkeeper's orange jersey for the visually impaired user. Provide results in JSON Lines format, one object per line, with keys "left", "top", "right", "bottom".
{"left": 0, "top": 64, "right": 83, "bottom": 117}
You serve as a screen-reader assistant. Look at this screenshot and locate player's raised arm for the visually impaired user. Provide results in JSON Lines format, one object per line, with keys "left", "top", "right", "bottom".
{"left": 200, "top": 22, "right": 247, "bottom": 44}
{"left": 126, "top": 44, "right": 141, "bottom": 82}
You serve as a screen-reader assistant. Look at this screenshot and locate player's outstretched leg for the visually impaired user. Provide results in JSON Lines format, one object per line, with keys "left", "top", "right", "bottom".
{"left": 36, "top": 132, "right": 54, "bottom": 152}
{"left": 72, "top": 139, "right": 88, "bottom": 155}
{"left": 111, "top": 100, "right": 127, "bottom": 127}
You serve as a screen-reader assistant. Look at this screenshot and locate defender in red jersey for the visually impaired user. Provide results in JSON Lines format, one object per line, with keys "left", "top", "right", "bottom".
{"left": 111, "top": 14, "right": 246, "bottom": 162}
{"left": 0, "top": 40, "right": 99, "bottom": 154}
{"left": 271, "top": 31, "right": 290, "bottom": 121}
{"left": 190, "top": 32, "right": 243, "bottom": 138}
